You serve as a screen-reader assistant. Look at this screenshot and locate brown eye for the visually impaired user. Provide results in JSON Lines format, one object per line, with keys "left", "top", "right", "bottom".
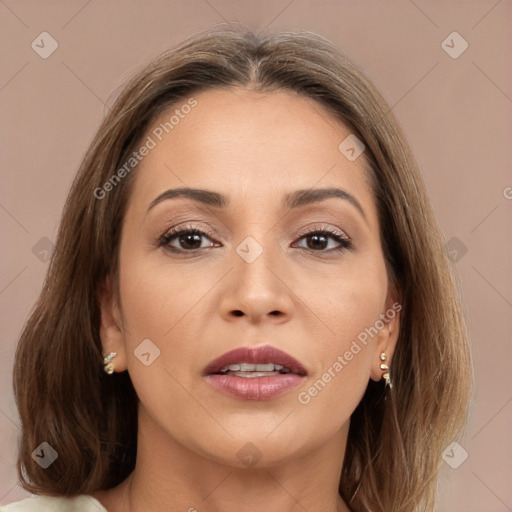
{"left": 293, "top": 229, "right": 352, "bottom": 252}
{"left": 305, "top": 233, "right": 329, "bottom": 250}
{"left": 159, "top": 228, "right": 218, "bottom": 252}
{"left": 177, "top": 232, "right": 203, "bottom": 250}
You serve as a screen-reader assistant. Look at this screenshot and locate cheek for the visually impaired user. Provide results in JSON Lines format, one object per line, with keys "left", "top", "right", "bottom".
{"left": 117, "top": 253, "right": 217, "bottom": 342}
{"left": 300, "top": 254, "right": 388, "bottom": 357}
{"left": 116, "top": 255, "right": 218, "bottom": 439}
{"left": 293, "top": 287, "right": 383, "bottom": 440}
{"left": 296, "top": 255, "right": 387, "bottom": 407}
{"left": 117, "top": 253, "right": 222, "bottom": 402}
{"left": 322, "top": 282, "right": 385, "bottom": 361}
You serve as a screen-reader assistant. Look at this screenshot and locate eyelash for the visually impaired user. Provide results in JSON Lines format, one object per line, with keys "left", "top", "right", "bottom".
{"left": 157, "top": 224, "right": 353, "bottom": 255}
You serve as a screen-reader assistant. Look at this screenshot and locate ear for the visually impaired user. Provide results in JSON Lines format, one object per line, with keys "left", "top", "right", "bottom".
{"left": 97, "top": 274, "right": 127, "bottom": 372}
{"left": 369, "top": 286, "right": 401, "bottom": 382}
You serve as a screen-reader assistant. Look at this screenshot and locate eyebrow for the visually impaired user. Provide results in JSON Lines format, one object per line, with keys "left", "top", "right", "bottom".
{"left": 146, "top": 186, "right": 367, "bottom": 222}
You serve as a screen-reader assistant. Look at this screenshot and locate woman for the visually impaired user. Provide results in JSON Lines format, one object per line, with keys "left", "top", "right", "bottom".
{"left": 4, "top": 27, "right": 472, "bottom": 512}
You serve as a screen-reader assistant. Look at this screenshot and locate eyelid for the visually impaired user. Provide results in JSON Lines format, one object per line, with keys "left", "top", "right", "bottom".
{"left": 159, "top": 219, "right": 217, "bottom": 237}
{"left": 158, "top": 222, "right": 349, "bottom": 238}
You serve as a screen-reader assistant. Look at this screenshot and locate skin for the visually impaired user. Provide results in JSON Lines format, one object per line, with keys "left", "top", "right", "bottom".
{"left": 93, "top": 87, "right": 400, "bottom": 512}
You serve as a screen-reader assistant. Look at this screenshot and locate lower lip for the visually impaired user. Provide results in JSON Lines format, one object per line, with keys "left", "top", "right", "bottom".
{"left": 205, "top": 374, "right": 305, "bottom": 400}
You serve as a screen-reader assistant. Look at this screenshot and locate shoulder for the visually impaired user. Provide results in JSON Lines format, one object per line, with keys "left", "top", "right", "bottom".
{"left": 1, "top": 495, "right": 107, "bottom": 512}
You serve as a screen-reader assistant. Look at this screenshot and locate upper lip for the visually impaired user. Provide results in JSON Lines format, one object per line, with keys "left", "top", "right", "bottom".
{"left": 203, "top": 345, "right": 308, "bottom": 376}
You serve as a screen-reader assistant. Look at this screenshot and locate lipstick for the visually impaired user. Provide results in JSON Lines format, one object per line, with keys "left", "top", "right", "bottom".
{"left": 203, "top": 345, "right": 307, "bottom": 401}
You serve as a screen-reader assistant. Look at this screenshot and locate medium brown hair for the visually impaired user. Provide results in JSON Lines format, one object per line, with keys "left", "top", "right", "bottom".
{"left": 13, "top": 27, "right": 472, "bottom": 511}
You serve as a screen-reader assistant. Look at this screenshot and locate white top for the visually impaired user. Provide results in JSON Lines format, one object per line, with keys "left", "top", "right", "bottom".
{"left": 0, "top": 495, "right": 107, "bottom": 511}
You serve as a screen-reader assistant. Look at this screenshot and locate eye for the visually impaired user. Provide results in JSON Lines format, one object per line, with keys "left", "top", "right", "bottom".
{"left": 292, "top": 227, "right": 352, "bottom": 252}
{"left": 157, "top": 224, "right": 352, "bottom": 254}
{"left": 158, "top": 226, "right": 219, "bottom": 252}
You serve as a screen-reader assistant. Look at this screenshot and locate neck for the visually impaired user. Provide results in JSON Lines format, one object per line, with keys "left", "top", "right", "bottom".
{"left": 95, "top": 406, "right": 352, "bottom": 512}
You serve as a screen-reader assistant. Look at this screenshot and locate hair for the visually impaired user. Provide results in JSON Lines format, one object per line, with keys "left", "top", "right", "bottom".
{"left": 13, "top": 26, "right": 472, "bottom": 511}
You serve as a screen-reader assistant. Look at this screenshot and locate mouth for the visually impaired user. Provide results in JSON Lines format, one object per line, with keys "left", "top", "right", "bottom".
{"left": 203, "top": 345, "right": 307, "bottom": 401}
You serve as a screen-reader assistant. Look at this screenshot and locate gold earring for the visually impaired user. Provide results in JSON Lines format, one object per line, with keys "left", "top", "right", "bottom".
{"left": 103, "top": 352, "right": 117, "bottom": 375}
{"left": 380, "top": 352, "right": 392, "bottom": 389}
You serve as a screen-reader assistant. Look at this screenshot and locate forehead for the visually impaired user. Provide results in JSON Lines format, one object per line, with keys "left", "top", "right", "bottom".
{"left": 126, "top": 87, "right": 376, "bottom": 219}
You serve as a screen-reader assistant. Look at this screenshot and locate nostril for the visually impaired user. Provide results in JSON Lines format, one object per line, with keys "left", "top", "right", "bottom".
{"left": 270, "top": 310, "right": 281, "bottom": 316}
{"left": 233, "top": 310, "right": 244, "bottom": 317}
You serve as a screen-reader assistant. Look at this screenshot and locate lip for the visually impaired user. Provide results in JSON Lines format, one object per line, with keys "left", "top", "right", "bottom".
{"left": 203, "top": 345, "right": 308, "bottom": 376}
{"left": 203, "top": 345, "right": 308, "bottom": 401}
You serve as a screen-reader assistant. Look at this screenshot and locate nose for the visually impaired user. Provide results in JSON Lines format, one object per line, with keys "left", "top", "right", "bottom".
{"left": 219, "top": 242, "right": 294, "bottom": 324}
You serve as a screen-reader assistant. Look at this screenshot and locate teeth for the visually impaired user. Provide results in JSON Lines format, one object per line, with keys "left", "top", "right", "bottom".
{"left": 219, "top": 363, "right": 291, "bottom": 373}
{"left": 232, "top": 371, "right": 280, "bottom": 378}
{"left": 255, "top": 363, "right": 275, "bottom": 371}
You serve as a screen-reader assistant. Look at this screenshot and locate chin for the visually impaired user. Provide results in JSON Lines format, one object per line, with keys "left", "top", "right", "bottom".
{"left": 190, "top": 427, "right": 318, "bottom": 470}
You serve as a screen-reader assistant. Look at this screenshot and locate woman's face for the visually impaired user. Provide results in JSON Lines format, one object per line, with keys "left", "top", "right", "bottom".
{"left": 100, "top": 87, "right": 399, "bottom": 468}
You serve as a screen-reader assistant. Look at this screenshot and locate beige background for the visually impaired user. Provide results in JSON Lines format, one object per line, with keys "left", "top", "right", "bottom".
{"left": 1, "top": 1, "right": 511, "bottom": 510}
